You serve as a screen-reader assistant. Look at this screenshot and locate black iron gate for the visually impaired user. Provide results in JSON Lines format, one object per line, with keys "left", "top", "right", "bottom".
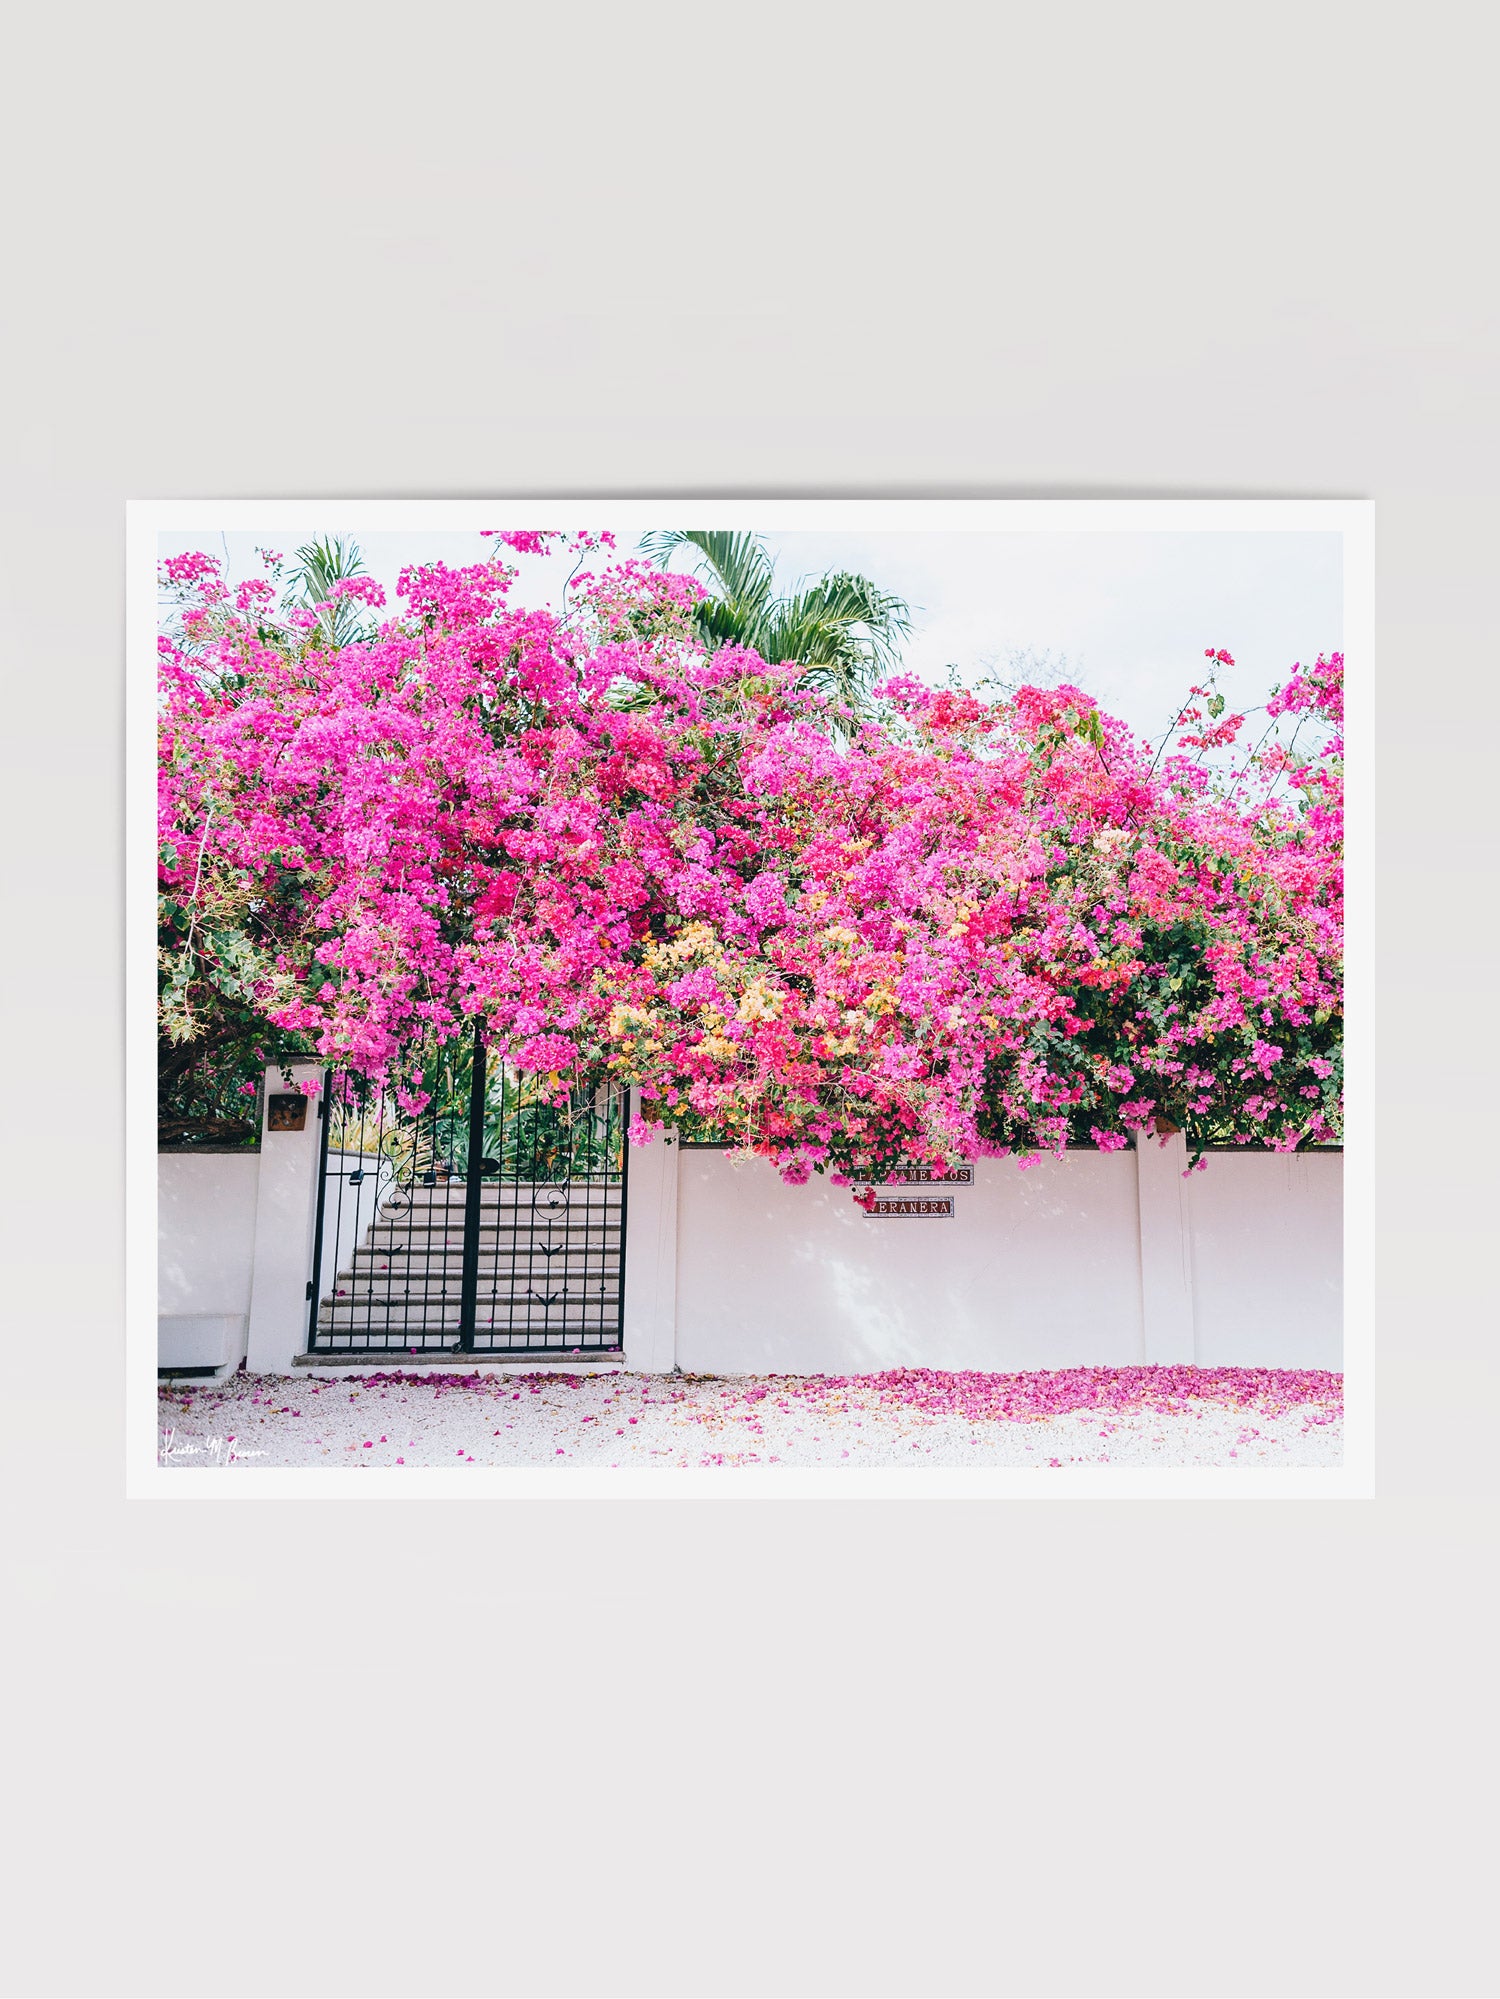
{"left": 308, "top": 1032, "right": 628, "bottom": 1356}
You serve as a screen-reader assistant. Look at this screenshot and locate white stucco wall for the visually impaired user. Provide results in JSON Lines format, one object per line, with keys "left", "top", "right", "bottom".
{"left": 1184, "top": 1149, "right": 1343, "bottom": 1369}
{"left": 245, "top": 1062, "right": 328, "bottom": 1372}
{"left": 156, "top": 1062, "right": 330, "bottom": 1373}
{"left": 158, "top": 1152, "right": 260, "bottom": 1368}
{"left": 156, "top": 1098, "right": 1344, "bottom": 1376}
{"left": 661, "top": 1138, "right": 1344, "bottom": 1374}
{"left": 157, "top": 1153, "right": 259, "bottom": 1316}
{"left": 674, "top": 1148, "right": 1145, "bottom": 1373}
{"left": 620, "top": 1124, "right": 679, "bottom": 1373}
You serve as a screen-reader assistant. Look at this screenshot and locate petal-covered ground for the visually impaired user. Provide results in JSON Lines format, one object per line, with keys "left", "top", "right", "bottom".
{"left": 158, "top": 1366, "right": 1342, "bottom": 1469}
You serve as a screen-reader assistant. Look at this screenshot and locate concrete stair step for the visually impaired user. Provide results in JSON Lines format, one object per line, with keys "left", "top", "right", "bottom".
{"left": 326, "top": 1279, "right": 620, "bottom": 1295}
{"left": 307, "top": 1344, "right": 625, "bottom": 1358}
{"left": 317, "top": 1315, "right": 619, "bottom": 1337}
{"left": 358, "top": 1239, "right": 624, "bottom": 1255}
{"left": 363, "top": 1207, "right": 621, "bottom": 1224}
{"left": 363, "top": 1209, "right": 621, "bottom": 1223}
{"left": 297, "top": 1350, "right": 625, "bottom": 1367}
{"left": 346, "top": 1250, "right": 618, "bottom": 1270}
{"left": 333, "top": 1266, "right": 619, "bottom": 1285}
{"left": 377, "top": 1187, "right": 621, "bottom": 1206}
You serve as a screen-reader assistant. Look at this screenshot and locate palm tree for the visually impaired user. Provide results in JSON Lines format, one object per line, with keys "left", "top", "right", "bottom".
{"left": 281, "top": 535, "right": 375, "bottom": 648}
{"left": 638, "top": 530, "right": 910, "bottom": 711}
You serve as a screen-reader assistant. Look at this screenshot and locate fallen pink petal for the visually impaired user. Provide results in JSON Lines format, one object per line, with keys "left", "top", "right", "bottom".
{"left": 157, "top": 1365, "right": 1342, "bottom": 1470}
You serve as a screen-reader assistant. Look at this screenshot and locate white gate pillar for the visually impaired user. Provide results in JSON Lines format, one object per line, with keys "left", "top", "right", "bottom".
{"left": 1132, "top": 1125, "right": 1196, "bottom": 1364}
{"left": 245, "top": 1062, "right": 326, "bottom": 1374}
{"left": 621, "top": 1094, "right": 678, "bottom": 1373}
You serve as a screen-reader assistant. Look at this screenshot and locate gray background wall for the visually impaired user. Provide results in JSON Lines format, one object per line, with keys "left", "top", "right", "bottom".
{"left": 1, "top": 6, "right": 1494, "bottom": 1996}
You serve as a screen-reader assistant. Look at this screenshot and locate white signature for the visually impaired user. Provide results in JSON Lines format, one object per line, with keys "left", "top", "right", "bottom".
{"left": 159, "top": 1427, "right": 263, "bottom": 1466}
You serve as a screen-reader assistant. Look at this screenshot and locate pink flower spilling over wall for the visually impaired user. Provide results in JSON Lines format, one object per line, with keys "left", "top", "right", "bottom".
{"left": 158, "top": 537, "right": 1342, "bottom": 1180}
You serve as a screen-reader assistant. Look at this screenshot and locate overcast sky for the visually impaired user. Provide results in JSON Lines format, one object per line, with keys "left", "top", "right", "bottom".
{"left": 160, "top": 526, "right": 1341, "bottom": 744}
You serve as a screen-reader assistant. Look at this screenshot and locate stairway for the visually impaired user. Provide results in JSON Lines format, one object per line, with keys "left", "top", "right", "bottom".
{"left": 315, "top": 1180, "right": 624, "bottom": 1352}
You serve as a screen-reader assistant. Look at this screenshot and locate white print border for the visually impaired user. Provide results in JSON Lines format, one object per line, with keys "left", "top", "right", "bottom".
{"left": 126, "top": 498, "right": 1375, "bottom": 1500}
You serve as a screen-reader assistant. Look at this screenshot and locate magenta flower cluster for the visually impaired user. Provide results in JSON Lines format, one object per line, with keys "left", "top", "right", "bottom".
{"left": 158, "top": 536, "right": 1342, "bottom": 1177}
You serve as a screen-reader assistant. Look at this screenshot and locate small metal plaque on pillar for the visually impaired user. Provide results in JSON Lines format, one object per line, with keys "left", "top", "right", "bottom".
{"left": 856, "top": 1192, "right": 956, "bottom": 1218}
{"left": 267, "top": 1093, "right": 308, "bottom": 1132}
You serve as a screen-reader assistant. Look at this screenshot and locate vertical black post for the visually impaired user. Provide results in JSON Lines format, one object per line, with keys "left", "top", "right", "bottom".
{"left": 306, "top": 1066, "right": 334, "bottom": 1348}
{"left": 458, "top": 1022, "right": 488, "bottom": 1352}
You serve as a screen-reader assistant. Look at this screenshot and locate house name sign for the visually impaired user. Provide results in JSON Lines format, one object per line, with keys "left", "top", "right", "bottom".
{"left": 856, "top": 1194, "right": 956, "bottom": 1219}
{"left": 853, "top": 1163, "right": 975, "bottom": 1219}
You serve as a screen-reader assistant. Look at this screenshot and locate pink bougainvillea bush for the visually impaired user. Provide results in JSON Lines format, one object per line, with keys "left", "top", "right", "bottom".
{"left": 158, "top": 538, "right": 1342, "bottom": 1178}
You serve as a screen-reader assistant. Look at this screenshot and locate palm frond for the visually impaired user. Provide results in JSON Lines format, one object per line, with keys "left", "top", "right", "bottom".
{"left": 639, "top": 529, "right": 775, "bottom": 617}
{"left": 281, "top": 536, "right": 372, "bottom": 648}
{"left": 760, "top": 571, "right": 912, "bottom": 706}
{"left": 639, "top": 531, "right": 911, "bottom": 718}
{"left": 779, "top": 572, "right": 911, "bottom": 665}
{"left": 694, "top": 592, "right": 769, "bottom": 653}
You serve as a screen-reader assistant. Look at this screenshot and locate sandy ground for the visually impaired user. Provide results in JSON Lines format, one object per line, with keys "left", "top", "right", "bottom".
{"left": 158, "top": 1366, "right": 1342, "bottom": 1469}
